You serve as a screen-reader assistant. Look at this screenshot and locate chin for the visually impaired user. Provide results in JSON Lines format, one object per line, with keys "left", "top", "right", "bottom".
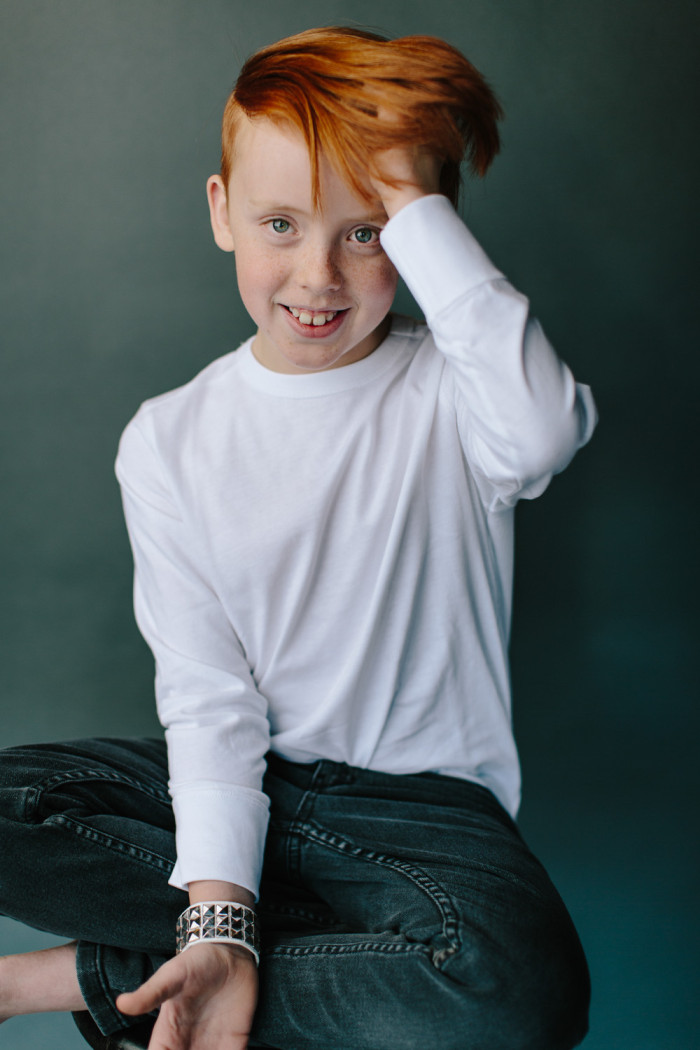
{"left": 279, "top": 339, "right": 351, "bottom": 370}
{"left": 286, "top": 352, "right": 345, "bottom": 373}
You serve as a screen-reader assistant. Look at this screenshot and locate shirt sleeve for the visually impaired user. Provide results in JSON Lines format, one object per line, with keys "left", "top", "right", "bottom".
{"left": 380, "top": 194, "right": 597, "bottom": 509}
{"left": 115, "top": 413, "right": 270, "bottom": 898}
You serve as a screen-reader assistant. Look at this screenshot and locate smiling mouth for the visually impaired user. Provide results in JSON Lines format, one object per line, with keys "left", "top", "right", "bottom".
{"left": 284, "top": 306, "right": 345, "bottom": 327}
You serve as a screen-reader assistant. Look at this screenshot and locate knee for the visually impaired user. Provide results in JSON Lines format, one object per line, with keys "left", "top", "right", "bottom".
{"left": 430, "top": 915, "right": 590, "bottom": 1050}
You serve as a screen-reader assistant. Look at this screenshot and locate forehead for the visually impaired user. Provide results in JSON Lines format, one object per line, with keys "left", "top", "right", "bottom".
{"left": 229, "top": 115, "right": 376, "bottom": 217}
{"left": 231, "top": 116, "right": 311, "bottom": 189}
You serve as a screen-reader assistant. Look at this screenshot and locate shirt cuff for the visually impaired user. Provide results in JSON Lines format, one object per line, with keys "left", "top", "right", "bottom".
{"left": 167, "top": 785, "right": 270, "bottom": 901}
{"left": 380, "top": 194, "right": 504, "bottom": 321}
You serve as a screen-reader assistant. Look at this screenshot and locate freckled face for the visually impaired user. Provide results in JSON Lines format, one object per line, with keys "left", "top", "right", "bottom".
{"left": 208, "top": 117, "right": 399, "bottom": 374}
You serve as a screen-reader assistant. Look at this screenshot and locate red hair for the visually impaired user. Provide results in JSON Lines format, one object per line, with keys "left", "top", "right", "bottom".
{"left": 220, "top": 26, "right": 503, "bottom": 207}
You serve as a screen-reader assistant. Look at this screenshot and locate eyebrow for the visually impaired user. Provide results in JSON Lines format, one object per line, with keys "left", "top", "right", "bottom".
{"left": 248, "top": 200, "right": 310, "bottom": 214}
{"left": 248, "top": 200, "right": 386, "bottom": 224}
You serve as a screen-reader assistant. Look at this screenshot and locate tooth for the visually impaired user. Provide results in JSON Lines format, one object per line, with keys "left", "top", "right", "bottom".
{"left": 312, "top": 314, "right": 327, "bottom": 326}
{"left": 290, "top": 307, "right": 300, "bottom": 318}
{"left": 299, "top": 311, "right": 313, "bottom": 325}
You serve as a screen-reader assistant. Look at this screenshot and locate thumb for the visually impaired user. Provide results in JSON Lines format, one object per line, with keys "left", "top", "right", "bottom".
{"left": 116, "top": 962, "right": 186, "bottom": 1016}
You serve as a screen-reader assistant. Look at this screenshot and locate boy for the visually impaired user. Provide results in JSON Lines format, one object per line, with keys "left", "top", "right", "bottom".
{"left": 0, "top": 26, "right": 595, "bottom": 1050}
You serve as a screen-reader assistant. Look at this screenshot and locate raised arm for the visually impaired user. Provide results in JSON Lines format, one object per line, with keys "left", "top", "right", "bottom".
{"left": 372, "top": 150, "right": 596, "bottom": 509}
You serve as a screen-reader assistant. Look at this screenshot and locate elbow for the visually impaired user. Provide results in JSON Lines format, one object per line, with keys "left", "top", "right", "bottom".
{"left": 512, "top": 384, "right": 596, "bottom": 499}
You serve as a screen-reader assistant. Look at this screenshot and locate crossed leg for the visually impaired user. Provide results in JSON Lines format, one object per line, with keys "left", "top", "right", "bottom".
{"left": 0, "top": 739, "right": 590, "bottom": 1049}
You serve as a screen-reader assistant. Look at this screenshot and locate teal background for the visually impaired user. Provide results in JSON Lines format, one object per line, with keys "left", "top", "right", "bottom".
{"left": 1, "top": 1, "right": 697, "bottom": 1047}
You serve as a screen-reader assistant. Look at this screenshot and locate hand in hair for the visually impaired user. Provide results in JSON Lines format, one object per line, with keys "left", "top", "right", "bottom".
{"left": 226, "top": 28, "right": 502, "bottom": 211}
{"left": 369, "top": 146, "right": 444, "bottom": 219}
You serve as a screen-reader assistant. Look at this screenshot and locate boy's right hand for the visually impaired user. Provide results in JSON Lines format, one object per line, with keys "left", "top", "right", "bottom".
{"left": 116, "top": 941, "right": 258, "bottom": 1050}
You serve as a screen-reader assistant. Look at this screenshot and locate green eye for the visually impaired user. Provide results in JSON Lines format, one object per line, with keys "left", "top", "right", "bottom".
{"left": 271, "top": 218, "right": 291, "bottom": 233}
{"left": 353, "top": 227, "right": 374, "bottom": 244}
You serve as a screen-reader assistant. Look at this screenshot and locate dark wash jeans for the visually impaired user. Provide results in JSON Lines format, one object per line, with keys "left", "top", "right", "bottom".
{"left": 0, "top": 738, "right": 590, "bottom": 1049}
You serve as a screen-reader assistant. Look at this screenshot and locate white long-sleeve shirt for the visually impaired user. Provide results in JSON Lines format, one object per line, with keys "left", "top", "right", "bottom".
{"left": 116, "top": 195, "right": 596, "bottom": 897}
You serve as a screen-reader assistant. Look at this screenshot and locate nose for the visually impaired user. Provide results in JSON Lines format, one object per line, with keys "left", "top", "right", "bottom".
{"left": 297, "top": 238, "right": 342, "bottom": 294}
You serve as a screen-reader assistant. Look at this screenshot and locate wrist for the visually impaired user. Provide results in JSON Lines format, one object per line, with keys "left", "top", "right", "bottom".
{"left": 177, "top": 900, "right": 260, "bottom": 964}
{"left": 370, "top": 148, "right": 443, "bottom": 219}
{"left": 188, "top": 880, "right": 255, "bottom": 910}
{"left": 381, "top": 187, "right": 438, "bottom": 220}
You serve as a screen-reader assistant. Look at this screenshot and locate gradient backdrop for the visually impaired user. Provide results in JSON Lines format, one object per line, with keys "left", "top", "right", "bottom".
{"left": 1, "top": 1, "right": 697, "bottom": 1047}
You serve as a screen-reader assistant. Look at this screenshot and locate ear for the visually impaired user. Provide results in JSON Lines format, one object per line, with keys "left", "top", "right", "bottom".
{"left": 206, "top": 174, "right": 235, "bottom": 252}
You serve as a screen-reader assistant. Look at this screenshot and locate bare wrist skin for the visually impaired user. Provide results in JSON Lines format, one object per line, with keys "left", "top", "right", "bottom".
{"left": 379, "top": 184, "right": 434, "bottom": 219}
{"left": 370, "top": 147, "right": 443, "bottom": 219}
{"left": 188, "top": 880, "right": 256, "bottom": 910}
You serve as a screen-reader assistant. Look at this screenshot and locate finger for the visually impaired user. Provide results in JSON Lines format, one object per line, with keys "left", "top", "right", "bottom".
{"left": 116, "top": 968, "right": 185, "bottom": 1016}
{"left": 142, "top": 1003, "right": 186, "bottom": 1050}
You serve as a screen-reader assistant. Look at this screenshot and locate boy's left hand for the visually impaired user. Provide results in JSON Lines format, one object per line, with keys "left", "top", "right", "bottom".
{"left": 369, "top": 147, "right": 443, "bottom": 219}
{"left": 116, "top": 941, "right": 257, "bottom": 1050}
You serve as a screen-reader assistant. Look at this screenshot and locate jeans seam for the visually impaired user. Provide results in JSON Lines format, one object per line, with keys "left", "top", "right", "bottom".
{"left": 285, "top": 763, "right": 331, "bottom": 878}
{"left": 25, "top": 767, "right": 171, "bottom": 815}
{"left": 45, "top": 813, "right": 174, "bottom": 873}
{"left": 289, "top": 818, "right": 462, "bottom": 966}
{"left": 266, "top": 939, "right": 432, "bottom": 959}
